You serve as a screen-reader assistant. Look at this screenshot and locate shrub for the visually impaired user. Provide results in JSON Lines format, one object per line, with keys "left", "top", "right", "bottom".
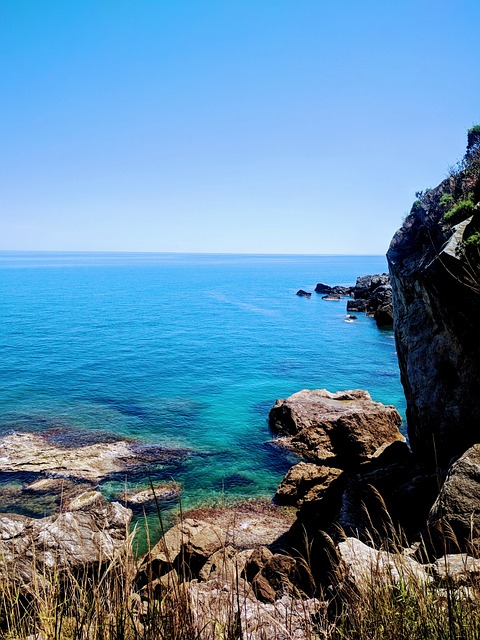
{"left": 443, "top": 197, "right": 475, "bottom": 224}
{"left": 467, "top": 124, "right": 480, "bottom": 153}
{"left": 464, "top": 230, "right": 480, "bottom": 247}
{"left": 439, "top": 193, "right": 454, "bottom": 211}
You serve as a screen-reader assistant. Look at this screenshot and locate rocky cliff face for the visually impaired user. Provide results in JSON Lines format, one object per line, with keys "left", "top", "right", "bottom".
{"left": 387, "top": 132, "right": 480, "bottom": 469}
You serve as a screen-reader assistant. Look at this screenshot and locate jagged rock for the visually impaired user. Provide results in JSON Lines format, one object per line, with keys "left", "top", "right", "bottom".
{"left": 244, "top": 547, "right": 274, "bottom": 583}
{"left": 387, "top": 145, "right": 480, "bottom": 468}
{"left": 315, "top": 283, "right": 354, "bottom": 296}
{"left": 336, "top": 537, "right": 431, "bottom": 594}
{"left": 139, "top": 518, "right": 227, "bottom": 578}
{"left": 269, "top": 389, "right": 403, "bottom": 468}
{"left": 374, "top": 303, "right": 394, "bottom": 327}
{"left": 182, "top": 577, "right": 325, "bottom": 640}
{"left": 315, "top": 283, "right": 333, "bottom": 294}
{"left": 275, "top": 462, "right": 343, "bottom": 506}
{"left": 0, "top": 491, "right": 131, "bottom": 590}
{"left": 198, "top": 546, "right": 252, "bottom": 582}
{"left": 346, "top": 299, "right": 367, "bottom": 312}
{"left": 428, "top": 445, "right": 480, "bottom": 550}
{"left": 296, "top": 289, "right": 311, "bottom": 298}
{"left": 353, "top": 274, "right": 390, "bottom": 300}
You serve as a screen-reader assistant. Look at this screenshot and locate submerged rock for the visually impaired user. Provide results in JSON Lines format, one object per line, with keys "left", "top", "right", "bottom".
{"left": 0, "top": 432, "right": 189, "bottom": 482}
{"left": 269, "top": 389, "right": 403, "bottom": 467}
{"left": 296, "top": 289, "right": 312, "bottom": 298}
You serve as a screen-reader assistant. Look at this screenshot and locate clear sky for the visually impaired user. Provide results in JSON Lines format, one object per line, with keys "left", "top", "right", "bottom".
{"left": 1, "top": 0, "right": 479, "bottom": 254}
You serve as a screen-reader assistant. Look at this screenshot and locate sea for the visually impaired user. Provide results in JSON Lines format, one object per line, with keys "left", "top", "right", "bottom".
{"left": 0, "top": 252, "right": 405, "bottom": 535}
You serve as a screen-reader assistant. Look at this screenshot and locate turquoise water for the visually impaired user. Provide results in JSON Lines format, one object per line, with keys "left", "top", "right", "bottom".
{"left": 0, "top": 252, "right": 405, "bottom": 515}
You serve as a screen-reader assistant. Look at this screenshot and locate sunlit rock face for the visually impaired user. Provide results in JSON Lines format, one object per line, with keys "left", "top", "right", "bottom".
{"left": 387, "top": 159, "right": 480, "bottom": 470}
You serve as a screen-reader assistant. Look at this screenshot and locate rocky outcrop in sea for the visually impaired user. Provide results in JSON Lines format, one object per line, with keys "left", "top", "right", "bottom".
{"left": 315, "top": 274, "right": 394, "bottom": 327}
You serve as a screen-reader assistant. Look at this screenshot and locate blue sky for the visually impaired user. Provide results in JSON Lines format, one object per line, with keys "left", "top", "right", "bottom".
{"left": 1, "top": 0, "right": 479, "bottom": 254}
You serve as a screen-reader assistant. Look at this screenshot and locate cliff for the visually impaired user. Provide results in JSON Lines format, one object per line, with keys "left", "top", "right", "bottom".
{"left": 387, "top": 128, "right": 480, "bottom": 469}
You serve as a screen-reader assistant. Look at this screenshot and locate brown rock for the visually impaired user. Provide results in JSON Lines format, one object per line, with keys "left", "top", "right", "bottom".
{"left": 269, "top": 389, "right": 403, "bottom": 468}
{"left": 252, "top": 572, "right": 277, "bottom": 603}
{"left": 275, "top": 462, "right": 342, "bottom": 505}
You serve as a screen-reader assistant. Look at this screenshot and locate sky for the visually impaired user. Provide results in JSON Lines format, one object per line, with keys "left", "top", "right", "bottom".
{"left": 1, "top": 0, "right": 479, "bottom": 254}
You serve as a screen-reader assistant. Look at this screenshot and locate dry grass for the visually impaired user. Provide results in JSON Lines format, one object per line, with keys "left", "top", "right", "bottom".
{"left": 1, "top": 505, "right": 480, "bottom": 639}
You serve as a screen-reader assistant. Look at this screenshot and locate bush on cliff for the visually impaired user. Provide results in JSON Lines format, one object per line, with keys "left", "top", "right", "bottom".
{"left": 443, "top": 196, "right": 475, "bottom": 224}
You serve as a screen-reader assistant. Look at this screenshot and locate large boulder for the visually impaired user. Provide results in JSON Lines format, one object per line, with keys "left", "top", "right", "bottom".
{"left": 387, "top": 138, "right": 480, "bottom": 469}
{"left": 275, "top": 462, "right": 343, "bottom": 506}
{"left": 269, "top": 389, "right": 403, "bottom": 468}
{"left": 0, "top": 491, "right": 132, "bottom": 590}
{"left": 428, "top": 445, "right": 480, "bottom": 550}
{"left": 353, "top": 274, "right": 390, "bottom": 300}
{"left": 335, "top": 537, "right": 430, "bottom": 594}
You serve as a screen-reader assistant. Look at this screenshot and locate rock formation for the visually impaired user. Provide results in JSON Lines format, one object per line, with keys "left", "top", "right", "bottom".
{"left": 269, "top": 389, "right": 403, "bottom": 467}
{"left": 0, "top": 491, "right": 131, "bottom": 590}
{"left": 387, "top": 133, "right": 480, "bottom": 469}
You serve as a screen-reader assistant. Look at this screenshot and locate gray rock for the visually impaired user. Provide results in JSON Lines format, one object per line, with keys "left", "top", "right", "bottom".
{"left": 387, "top": 168, "right": 480, "bottom": 468}
{"left": 428, "top": 445, "right": 480, "bottom": 549}
{"left": 0, "top": 491, "right": 131, "bottom": 590}
{"left": 336, "top": 537, "right": 431, "bottom": 594}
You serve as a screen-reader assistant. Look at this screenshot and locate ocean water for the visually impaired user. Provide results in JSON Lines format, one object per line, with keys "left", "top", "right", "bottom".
{"left": 0, "top": 252, "right": 405, "bottom": 522}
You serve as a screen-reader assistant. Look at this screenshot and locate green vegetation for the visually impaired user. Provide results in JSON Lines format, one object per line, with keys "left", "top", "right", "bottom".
{"left": 467, "top": 124, "right": 480, "bottom": 152}
{"left": 439, "top": 193, "right": 454, "bottom": 210}
{"left": 464, "top": 230, "right": 480, "bottom": 247}
{"left": 443, "top": 196, "right": 475, "bottom": 224}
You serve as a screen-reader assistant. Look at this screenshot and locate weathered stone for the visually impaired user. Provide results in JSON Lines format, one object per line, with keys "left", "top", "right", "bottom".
{"left": 0, "top": 432, "right": 189, "bottom": 482}
{"left": 387, "top": 151, "right": 480, "bottom": 469}
{"left": 181, "top": 500, "right": 296, "bottom": 550}
{"left": 199, "top": 546, "right": 252, "bottom": 582}
{"left": 252, "top": 572, "right": 277, "bottom": 603}
{"left": 183, "top": 577, "right": 324, "bottom": 640}
{"left": 432, "top": 554, "right": 480, "bottom": 586}
{"left": 140, "top": 518, "right": 227, "bottom": 575}
{"left": 261, "top": 554, "right": 298, "bottom": 599}
{"left": 296, "top": 289, "right": 311, "bottom": 298}
{"left": 346, "top": 299, "right": 367, "bottom": 312}
{"left": 0, "top": 491, "right": 131, "bottom": 590}
{"left": 269, "top": 388, "right": 403, "bottom": 468}
{"left": 275, "top": 462, "right": 342, "bottom": 506}
{"left": 121, "top": 482, "right": 180, "bottom": 506}
{"left": 353, "top": 274, "right": 390, "bottom": 300}
{"left": 336, "top": 537, "right": 431, "bottom": 594}
{"left": 244, "top": 546, "right": 274, "bottom": 583}
{"left": 428, "top": 445, "right": 480, "bottom": 549}
{"left": 322, "top": 293, "right": 341, "bottom": 300}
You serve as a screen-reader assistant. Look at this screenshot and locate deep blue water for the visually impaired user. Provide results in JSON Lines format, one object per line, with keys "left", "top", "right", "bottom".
{"left": 0, "top": 252, "right": 405, "bottom": 515}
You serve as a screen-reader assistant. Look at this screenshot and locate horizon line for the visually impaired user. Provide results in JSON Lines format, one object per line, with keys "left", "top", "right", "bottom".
{"left": 0, "top": 249, "right": 387, "bottom": 257}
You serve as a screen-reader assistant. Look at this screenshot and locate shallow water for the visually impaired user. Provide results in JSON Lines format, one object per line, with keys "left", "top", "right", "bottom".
{"left": 0, "top": 252, "right": 405, "bottom": 521}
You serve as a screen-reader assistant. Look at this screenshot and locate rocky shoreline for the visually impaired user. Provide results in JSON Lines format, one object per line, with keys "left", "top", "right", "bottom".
{"left": 298, "top": 273, "right": 394, "bottom": 327}
{"left": 1, "top": 382, "right": 479, "bottom": 637}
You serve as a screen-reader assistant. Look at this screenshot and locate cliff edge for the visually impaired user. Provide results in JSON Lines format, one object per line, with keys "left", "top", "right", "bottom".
{"left": 387, "top": 127, "right": 480, "bottom": 469}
